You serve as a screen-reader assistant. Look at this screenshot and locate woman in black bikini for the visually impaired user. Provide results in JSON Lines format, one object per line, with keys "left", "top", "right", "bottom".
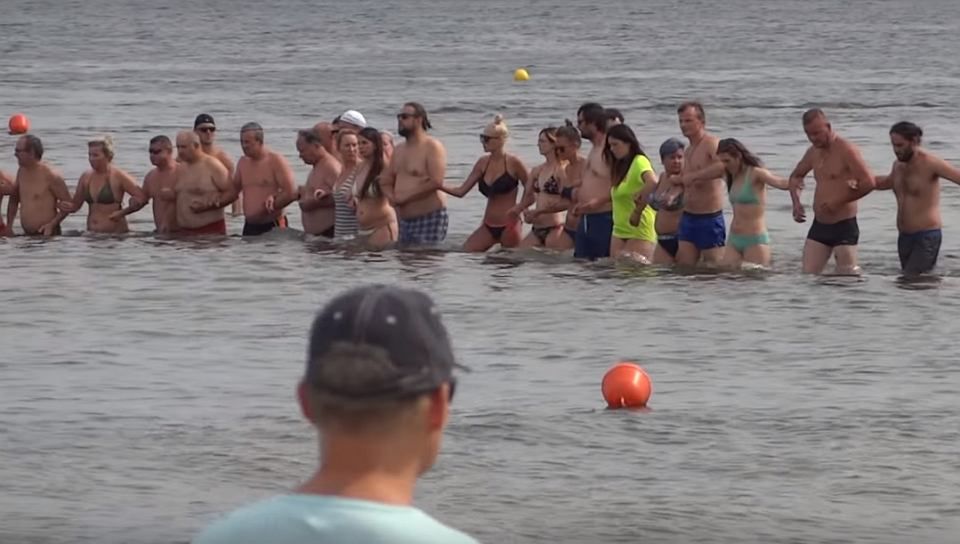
{"left": 68, "top": 136, "right": 145, "bottom": 234}
{"left": 547, "top": 122, "right": 586, "bottom": 251}
{"left": 442, "top": 114, "right": 530, "bottom": 252}
{"left": 519, "top": 127, "right": 567, "bottom": 248}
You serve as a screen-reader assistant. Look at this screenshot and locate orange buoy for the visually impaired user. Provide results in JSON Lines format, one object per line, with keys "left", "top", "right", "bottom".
{"left": 8, "top": 114, "right": 30, "bottom": 135}
{"left": 601, "top": 362, "right": 652, "bottom": 409}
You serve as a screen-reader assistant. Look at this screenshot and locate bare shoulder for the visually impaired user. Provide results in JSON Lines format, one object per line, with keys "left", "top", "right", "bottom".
{"left": 44, "top": 162, "right": 64, "bottom": 180}
{"left": 215, "top": 148, "right": 233, "bottom": 162}
{"left": 269, "top": 150, "right": 290, "bottom": 167}
{"left": 426, "top": 136, "right": 446, "bottom": 153}
{"left": 206, "top": 155, "right": 229, "bottom": 174}
{"left": 507, "top": 152, "right": 527, "bottom": 168}
{"left": 703, "top": 133, "right": 721, "bottom": 151}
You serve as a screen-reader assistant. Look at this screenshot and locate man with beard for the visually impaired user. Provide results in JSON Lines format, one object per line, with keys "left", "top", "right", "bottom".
{"left": 874, "top": 121, "right": 960, "bottom": 275}
{"left": 381, "top": 102, "right": 449, "bottom": 245}
{"left": 570, "top": 102, "right": 613, "bottom": 260}
{"left": 789, "top": 108, "right": 876, "bottom": 274}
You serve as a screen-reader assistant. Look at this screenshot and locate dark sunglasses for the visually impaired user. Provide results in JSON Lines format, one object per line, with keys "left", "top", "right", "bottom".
{"left": 197, "top": 126, "right": 216, "bottom": 133}
{"left": 479, "top": 134, "right": 497, "bottom": 143}
{"left": 396, "top": 113, "right": 415, "bottom": 120}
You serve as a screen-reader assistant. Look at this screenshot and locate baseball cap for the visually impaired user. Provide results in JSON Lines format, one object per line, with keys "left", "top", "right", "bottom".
{"left": 339, "top": 110, "right": 367, "bottom": 128}
{"left": 305, "top": 285, "right": 467, "bottom": 401}
{"left": 659, "top": 137, "right": 685, "bottom": 158}
{"left": 194, "top": 113, "right": 216, "bottom": 129}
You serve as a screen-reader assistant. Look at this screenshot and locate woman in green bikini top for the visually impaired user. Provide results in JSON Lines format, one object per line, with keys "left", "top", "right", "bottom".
{"left": 69, "top": 136, "right": 146, "bottom": 234}
{"left": 717, "top": 138, "right": 791, "bottom": 268}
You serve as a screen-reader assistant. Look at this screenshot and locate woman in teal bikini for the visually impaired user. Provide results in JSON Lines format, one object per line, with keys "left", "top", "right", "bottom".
{"left": 716, "top": 138, "right": 790, "bottom": 268}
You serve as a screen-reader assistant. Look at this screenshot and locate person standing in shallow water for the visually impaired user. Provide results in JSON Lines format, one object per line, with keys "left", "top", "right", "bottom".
{"left": 518, "top": 127, "right": 568, "bottom": 249}
{"left": 229, "top": 122, "right": 299, "bottom": 237}
{"left": 66, "top": 136, "right": 147, "bottom": 234}
{"left": 642, "top": 138, "right": 686, "bottom": 265}
{"left": 442, "top": 114, "right": 529, "bottom": 252}
{"left": 788, "top": 108, "right": 876, "bottom": 275}
{"left": 716, "top": 138, "right": 791, "bottom": 268}
{"left": 572, "top": 102, "right": 615, "bottom": 260}
{"left": 381, "top": 102, "right": 449, "bottom": 246}
{"left": 874, "top": 121, "right": 960, "bottom": 275}
{"left": 191, "top": 284, "right": 479, "bottom": 544}
{"left": 5, "top": 135, "right": 74, "bottom": 236}
{"left": 354, "top": 127, "right": 398, "bottom": 249}
{"left": 604, "top": 124, "right": 658, "bottom": 260}
{"left": 139, "top": 136, "right": 180, "bottom": 234}
{"left": 193, "top": 114, "right": 240, "bottom": 217}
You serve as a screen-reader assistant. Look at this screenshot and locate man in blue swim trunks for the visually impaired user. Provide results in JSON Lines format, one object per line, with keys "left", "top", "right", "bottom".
{"left": 667, "top": 102, "right": 727, "bottom": 266}
{"left": 192, "top": 285, "right": 478, "bottom": 544}
{"left": 571, "top": 102, "right": 615, "bottom": 260}
{"left": 874, "top": 121, "right": 960, "bottom": 275}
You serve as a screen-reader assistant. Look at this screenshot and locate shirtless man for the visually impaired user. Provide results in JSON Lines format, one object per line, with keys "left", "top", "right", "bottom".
{"left": 381, "top": 102, "right": 449, "bottom": 245}
{"left": 312, "top": 122, "right": 339, "bottom": 158}
{"left": 874, "top": 121, "right": 960, "bottom": 275}
{"left": 667, "top": 102, "right": 727, "bottom": 266}
{"left": 194, "top": 113, "right": 240, "bottom": 216}
{"left": 570, "top": 102, "right": 614, "bottom": 260}
{"left": 296, "top": 128, "right": 340, "bottom": 237}
{"left": 230, "top": 122, "right": 298, "bottom": 236}
{"left": 140, "top": 135, "right": 179, "bottom": 233}
{"left": 789, "top": 108, "right": 876, "bottom": 274}
{"left": 0, "top": 168, "right": 13, "bottom": 235}
{"left": 174, "top": 131, "right": 232, "bottom": 236}
{"left": 5, "top": 135, "right": 74, "bottom": 236}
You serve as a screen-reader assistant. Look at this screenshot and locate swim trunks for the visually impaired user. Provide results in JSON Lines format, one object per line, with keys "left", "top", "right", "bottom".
{"left": 657, "top": 234, "right": 679, "bottom": 258}
{"left": 678, "top": 211, "right": 725, "bottom": 250}
{"left": 807, "top": 217, "right": 859, "bottom": 247}
{"left": 728, "top": 231, "right": 771, "bottom": 253}
{"left": 574, "top": 210, "right": 613, "bottom": 260}
{"left": 179, "top": 218, "right": 227, "bottom": 236}
{"left": 897, "top": 228, "right": 941, "bottom": 275}
{"left": 242, "top": 215, "right": 288, "bottom": 236}
{"left": 398, "top": 208, "right": 449, "bottom": 245}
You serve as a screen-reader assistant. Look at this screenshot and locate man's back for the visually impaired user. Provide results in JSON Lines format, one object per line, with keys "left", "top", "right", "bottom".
{"left": 193, "top": 495, "right": 479, "bottom": 544}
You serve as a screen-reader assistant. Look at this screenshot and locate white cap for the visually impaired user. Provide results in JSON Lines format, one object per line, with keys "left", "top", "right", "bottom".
{"left": 339, "top": 110, "right": 367, "bottom": 128}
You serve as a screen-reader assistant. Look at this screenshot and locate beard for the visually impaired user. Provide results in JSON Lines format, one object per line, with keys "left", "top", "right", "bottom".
{"left": 896, "top": 149, "right": 914, "bottom": 162}
{"left": 398, "top": 126, "right": 411, "bottom": 138}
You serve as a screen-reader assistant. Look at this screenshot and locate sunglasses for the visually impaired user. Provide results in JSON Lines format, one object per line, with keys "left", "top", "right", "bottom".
{"left": 479, "top": 134, "right": 498, "bottom": 143}
{"left": 197, "top": 126, "right": 216, "bottom": 133}
{"left": 396, "top": 113, "right": 415, "bottom": 120}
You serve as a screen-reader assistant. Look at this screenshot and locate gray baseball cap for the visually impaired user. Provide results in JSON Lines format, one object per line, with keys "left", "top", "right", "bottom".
{"left": 305, "top": 285, "right": 467, "bottom": 401}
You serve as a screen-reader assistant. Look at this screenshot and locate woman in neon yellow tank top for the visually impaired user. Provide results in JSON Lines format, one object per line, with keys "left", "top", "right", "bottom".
{"left": 604, "top": 124, "right": 658, "bottom": 260}
{"left": 717, "top": 138, "right": 791, "bottom": 268}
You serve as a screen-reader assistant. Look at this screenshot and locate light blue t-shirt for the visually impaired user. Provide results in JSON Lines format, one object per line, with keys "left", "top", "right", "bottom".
{"left": 192, "top": 494, "right": 480, "bottom": 544}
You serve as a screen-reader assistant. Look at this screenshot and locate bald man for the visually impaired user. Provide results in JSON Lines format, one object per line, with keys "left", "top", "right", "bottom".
{"left": 312, "top": 122, "right": 339, "bottom": 159}
{"left": 174, "top": 131, "right": 232, "bottom": 236}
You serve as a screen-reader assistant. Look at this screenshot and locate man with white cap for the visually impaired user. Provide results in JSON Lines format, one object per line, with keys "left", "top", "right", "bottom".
{"left": 192, "top": 284, "right": 478, "bottom": 544}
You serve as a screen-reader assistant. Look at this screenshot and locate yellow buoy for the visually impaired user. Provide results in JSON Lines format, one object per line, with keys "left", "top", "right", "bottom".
{"left": 513, "top": 68, "right": 530, "bottom": 82}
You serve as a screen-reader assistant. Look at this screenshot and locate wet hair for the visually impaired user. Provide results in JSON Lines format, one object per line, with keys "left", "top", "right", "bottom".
{"left": 577, "top": 102, "right": 607, "bottom": 132}
{"left": 555, "top": 120, "right": 582, "bottom": 148}
{"left": 20, "top": 134, "right": 43, "bottom": 159}
{"left": 890, "top": 121, "right": 923, "bottom": 143}
{"left": 606, "top": 108, "right": 624, "bottom": 124}
{"left": 241, "top": 122, "right": 264, "bottom": 143}
{"left": 402, "top": 102, "right": 432, "bottom": 131}
{"left": 677, "top": 101, "right": 706, "bottom": 122}
{"left": 717, "top": 138, "right": 763, "bottom": 192}
{"left": 538, "top": 126, "right": 558, "bottom": 144}
{"left": 149, "top": 135, "right": 172, "bottom": 150}
{"left": 298, "top": 128, "right": 323, "bottom": 146}
{"left": 802, "top": 108, "right": 827, "bottom": 126}
{"left": 88, "top": 135, "right": 115, "bottom": 160}
{"left": 357, "top": 127, "right": 385, "bottom": 199}
{"left": 603, "top": 124, "right": 647, "bottom": 185}
{"left": 484, "top": 114, "right": 509, "bottom": 139}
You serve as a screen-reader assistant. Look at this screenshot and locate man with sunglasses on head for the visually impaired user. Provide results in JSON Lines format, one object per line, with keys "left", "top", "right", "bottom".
{"left": 139, "top": 135, "right": 179, "bottom": 233}
{"left": 192, "top": 284, "right": 478, "bottom": 544}
{"left": 381, "top": 102, "right": 449, "bottom": 245}
{"left": 194, "top": 113, "right": 240, "bottom": 216}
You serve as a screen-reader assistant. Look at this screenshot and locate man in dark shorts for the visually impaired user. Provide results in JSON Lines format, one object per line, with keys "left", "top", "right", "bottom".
{"left": 874, "top": 121, "right": 960, "bottom": 275}
{"left": 788, "top": 109, "right": 875, "bottom": 274}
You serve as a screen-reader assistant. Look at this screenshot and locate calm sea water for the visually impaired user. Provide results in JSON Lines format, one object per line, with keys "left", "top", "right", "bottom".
{"left": 3, "top": 0, "right": 960, "bottom": 543}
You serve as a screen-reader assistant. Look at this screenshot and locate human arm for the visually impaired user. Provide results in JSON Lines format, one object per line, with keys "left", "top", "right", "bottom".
{"left": 441, "top": 156, "right": 484, "bottom": 198}
{"left": 396, "top": 140, "right": 447, "bottom": 205}
{"left": 0, "top": 170, "right": 13, "bottom": 195}
{"left": 190, "top": 161, "right": 235, "bottom": 212}
{"left": 755, "top": 168, "right": 790, "bottom": 190}
{"left": 266, "top": 155, "right": 299, "bottom": 212}
{"left": 874, "top": 162, "right": 896, "bottom": 191}
{"left": 507, "top": 155, "right": 532, "bottom": 218}
{"left": 932, "top": 156, "right": 960, "bottom": 186}
{"left": 41, "top": 172, "right": 76, "bottom": 233}
{"left": 628, "top": 168, "right": 659, "bottom": 225}
{"left": 112, "top": 170, "right": 148, "bottom": 219}
{"left": 5, "top": 178, "right": 19, "bottom": 229}
{"left": 838, "top": 140, "right": 876, "bottom": 202}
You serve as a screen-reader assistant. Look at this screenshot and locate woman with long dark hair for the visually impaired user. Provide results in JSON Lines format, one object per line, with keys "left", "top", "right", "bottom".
{"left": 353, "top": 128, "right": 398, "bottom": 249}
{"left": 717, "top": 138, "right": 790, "bottom": 267}
{"left": 603, "top": 124, "right": 658, "bottom": 259}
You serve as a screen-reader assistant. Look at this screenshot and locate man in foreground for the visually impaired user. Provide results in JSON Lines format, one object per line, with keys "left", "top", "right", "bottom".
{"left": 381, "top": 102, "right": 449, "bottom": 245}
{"left": 875, "top": 121, "right": 960, "bottom": 275}
{"left": 788, "top": 108, "right": 876, "bottom": 274}
{"left": 192, "top": 284, "right": 478, "bottom": 544}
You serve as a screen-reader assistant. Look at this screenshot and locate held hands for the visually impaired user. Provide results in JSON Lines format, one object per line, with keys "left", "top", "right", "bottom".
{"left": 109, "top": 210, "right": 125, "bottom": 221}
{"left": 265, "top": 195, "right": 276, "bottom": 213}
{"left": 792, "top": 201, "right": 806, "bottom": 223}
{"left": 57, "top": 201, "right": 77, "bottom": 213}
{"left": 522, "top": 209, "right": 539, "bottom": 223}
{"left": 39, "top": 223, "right": 57, "bottom": 236}
{"left": 506, "top": 206, "right": 522, "bottom": 222}
{"left": 847, "top": 178, "right": 859, "bottom": 190}
{"left": 788, "top": 176, "right": 805, "bottom": 192}
{"left": 189, "top": 196, "right": 218, "bottom": 213}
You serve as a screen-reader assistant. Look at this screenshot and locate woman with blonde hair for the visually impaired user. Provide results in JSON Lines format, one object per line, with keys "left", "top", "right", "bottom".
{"left": 68, "top": 136, "right": 146, "bottom": 233}
{"left": 442, "top": 114, "right": 530, "bottom": 252}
